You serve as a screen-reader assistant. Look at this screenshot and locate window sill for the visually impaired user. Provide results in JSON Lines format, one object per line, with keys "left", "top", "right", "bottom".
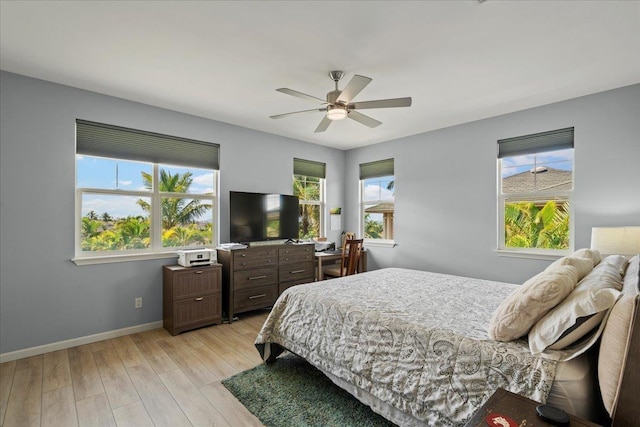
{"left": 364, "top": 239, "right": 396, "bottom": 249}
{"left": 72, "top": 251, "right": 179, "bottom": 266}
{"left": 494, "top": 249, "right": 568, "bottom": 261}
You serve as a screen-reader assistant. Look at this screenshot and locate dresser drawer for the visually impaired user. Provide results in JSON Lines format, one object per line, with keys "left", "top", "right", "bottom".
{"left": 172, "top": 267, "right": 221, "bottom": 299}
{"left": 234, "top": 266, "right": 278, "bottom": 290}
{"left": 173, "top": 294, "right": 221, "bottom": 328}
{"left": 278, "top": 245, "right": 314, "bottom": 264}
{"left": 279, "top": 261, "right": 314, "bottom": 283}
{"left": 279, "top": 276, "right": 314, "bottom": 294}
{"left": 234, "top": 285, "right": 278, "bottom": 312}
{"left": 234, "top": 249, "right": 278, "bottom": 270}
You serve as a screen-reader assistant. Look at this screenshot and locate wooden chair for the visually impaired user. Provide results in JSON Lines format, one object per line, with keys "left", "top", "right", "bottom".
{"left": 323, "top": 238, "right": 363, "bottom": 279}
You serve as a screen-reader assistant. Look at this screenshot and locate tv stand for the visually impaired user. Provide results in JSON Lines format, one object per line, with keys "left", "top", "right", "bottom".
{"left": 216, "top": 242, "right": 315, "bottom": 323}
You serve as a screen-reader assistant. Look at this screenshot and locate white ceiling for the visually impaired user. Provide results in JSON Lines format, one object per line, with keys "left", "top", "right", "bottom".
{"left": 1, "top": 1, "right": 639, "bottom": 150}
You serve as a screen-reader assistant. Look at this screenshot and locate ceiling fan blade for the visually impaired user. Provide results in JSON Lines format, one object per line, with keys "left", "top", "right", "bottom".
{"left": 314, "top": 116, "right": 332, "bottom": 133}
{"left": 336, "top": 75, "right": 372, "bottom": 104}
{"left": 270, "top": 108, "right": 325, "bottom": 119}
{"left": 276, "top": 88, "right": 327, "bottom": 104}
{"left": 349, "top": 97, "right": 412, "bottom": 110}
{"left": 348, "top": 111, "right": 382, "bottom": 128}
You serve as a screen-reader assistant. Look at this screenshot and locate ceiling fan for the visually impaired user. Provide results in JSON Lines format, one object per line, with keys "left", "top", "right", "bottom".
{"left": 270, "top": 71, "right": 412, "bottom": 133}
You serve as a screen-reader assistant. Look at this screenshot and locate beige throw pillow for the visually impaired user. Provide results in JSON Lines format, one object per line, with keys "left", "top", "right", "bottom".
{"left": 572, "top": 248, "right": 602, "bottom": 266}
{"left": 546, "top": 255, "right": 594, "bottom": 281}
{"left": 528, "top": 263, "right": 623, "bottom": 354}
{"left": 488, "top": 265, "right": 578, "bottom": 341}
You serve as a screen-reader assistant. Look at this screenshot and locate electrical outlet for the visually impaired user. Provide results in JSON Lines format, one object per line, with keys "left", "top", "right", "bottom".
{"left": 135, "top": 297, "right": 143, "bottom": 309}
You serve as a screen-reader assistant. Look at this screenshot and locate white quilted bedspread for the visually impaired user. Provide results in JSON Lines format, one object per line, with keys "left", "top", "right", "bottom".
{"left": 255, "top": 268, "right": 557, "bottom": 426}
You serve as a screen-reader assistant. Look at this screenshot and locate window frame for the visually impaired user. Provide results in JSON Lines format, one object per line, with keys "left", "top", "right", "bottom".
{"left": 293, "top": 173, "right": 325, "bottom": 239}
{"left": 360, "top": 174, "right": 395, "bottom": 247}
{"left": 497, "top": 151, "right": 574, "bottom": 259}
{"left": 74, "top": 160, "right": 219, "bottom": 265}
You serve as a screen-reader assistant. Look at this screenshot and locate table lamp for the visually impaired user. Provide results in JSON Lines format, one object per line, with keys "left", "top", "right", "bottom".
{"left": 590, "top": 226, "right": 640, "bottom": 256}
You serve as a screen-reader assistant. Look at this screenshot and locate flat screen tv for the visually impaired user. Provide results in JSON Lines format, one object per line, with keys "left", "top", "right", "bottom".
{"left": 229, "top": 191, "right": 299, "bottom": 243}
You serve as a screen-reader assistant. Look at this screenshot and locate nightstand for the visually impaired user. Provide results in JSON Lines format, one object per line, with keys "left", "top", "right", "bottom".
{"left": 464, "top": 388, "right": 601, "bottom": 427}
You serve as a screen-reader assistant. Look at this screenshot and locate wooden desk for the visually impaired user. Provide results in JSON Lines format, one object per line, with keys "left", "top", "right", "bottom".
{"left": 315, "top": 250, "right": 367, "bottom": 281}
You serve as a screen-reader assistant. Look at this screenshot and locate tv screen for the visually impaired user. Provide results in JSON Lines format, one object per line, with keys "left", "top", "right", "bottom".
{"left": 229, "top": 191, "right": 299, "bottom": 243}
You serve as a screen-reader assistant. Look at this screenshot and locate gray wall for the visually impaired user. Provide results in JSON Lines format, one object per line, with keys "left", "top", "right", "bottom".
{"left": 345, "top": 84, "right": 640, "bottom": 284}
{"left": 0, "top": 71, "right": 344, "bottom": 354}
{"left": 2, "top": 70, "right": 638, "bottom": 355}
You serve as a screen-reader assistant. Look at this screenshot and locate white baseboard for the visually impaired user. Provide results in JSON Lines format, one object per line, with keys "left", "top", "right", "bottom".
{"left": 0, "top": 321, "right": 164, "bottom": 363}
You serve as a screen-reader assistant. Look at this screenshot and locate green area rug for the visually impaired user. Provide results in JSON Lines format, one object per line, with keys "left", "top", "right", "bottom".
{"left": 222, "top": 353, "right": 396, "bottom": 427}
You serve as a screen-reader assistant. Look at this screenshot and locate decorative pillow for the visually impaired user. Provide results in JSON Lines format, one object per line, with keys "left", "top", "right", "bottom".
{"left": 598, "top": 254, "right": 639, "bottom": 416}
{"left": 528, "top": 263, "right": 623, "bottom": 354}
{"left": 546, "top": 255, "right": 594, "bottom": 281}
{"left": 572, "top": 248, "right": 602, "bottom": 266}
{"left": 488, "top": 265, "right": 578, "bottom": 342}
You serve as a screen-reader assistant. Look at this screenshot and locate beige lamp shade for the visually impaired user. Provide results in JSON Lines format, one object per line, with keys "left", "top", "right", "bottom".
{"left": 590, "top": 226, "right": 640, "bottom": 256}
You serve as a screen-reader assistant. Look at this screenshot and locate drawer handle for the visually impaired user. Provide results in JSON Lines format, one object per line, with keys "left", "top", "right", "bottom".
{"left": 267, "top": 260, "right": 272, "bottom": 263}
{"left": 249, "top": 275, "right": 267, "bottom": 280}
{"left": 194, "top": 297, "right": 204, "bottom": 301}
{"left": 249, "top": 294, "right": 266, "bottom": 300}
{"left": 240, "top": 254, "right": 246, "bottom": 257}
{"left": 194, "top": 270, "right": 204, "bottom": 274}
{"left": 290, "top": 269, "right": 306, "bottom": 274}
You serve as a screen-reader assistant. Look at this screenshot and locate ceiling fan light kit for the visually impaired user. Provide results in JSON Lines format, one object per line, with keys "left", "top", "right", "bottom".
{"left": 327, "top": 105, "right": 347, "bottom": 121}
{"left": 271, "top": 70, "right": 412, "bottom": 132}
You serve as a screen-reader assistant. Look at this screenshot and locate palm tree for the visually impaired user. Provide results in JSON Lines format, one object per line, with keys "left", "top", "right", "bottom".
{"left": 294, "top": 175, "right": 320, "bottom": 238}
{"left": 137, "top": 170, "right": 211, "bottom": 229}
{"left": 116, "top": 216, "right": 150, "bottom": 249}
{"left": 504, "top": 200, "right": 569, "bottom": 249}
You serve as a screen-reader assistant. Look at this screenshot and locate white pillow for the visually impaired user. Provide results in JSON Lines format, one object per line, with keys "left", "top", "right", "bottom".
{"left": 547, "top": 311, "right": 605, "bottom": 350}
{"left": 528, "top": 263, "right": 623, "bottom": 354}
{"left": 488, "top": 265, "right": 578, "bottom": 342}
{"left": 623, "top": 254, "right": 639, "bottom": 290}
{"left": 598, "top": 254, "right": 629, "bottom": 276}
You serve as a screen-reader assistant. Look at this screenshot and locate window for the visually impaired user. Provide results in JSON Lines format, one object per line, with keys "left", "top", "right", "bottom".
{"left": 498, "top": 127, "right": 574, "bottom": 255}
{"left": 360, "top": 158, "right": 394, "bottom": 243}
{"left": 293, "top": 158, "right": 325, "bottom": 239}
{"left": 75, "top": 120, "right": 219, "bottom": 262}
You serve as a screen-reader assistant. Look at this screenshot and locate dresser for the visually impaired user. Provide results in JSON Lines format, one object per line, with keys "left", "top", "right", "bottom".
{"left": 162, "top": 263, "right": 222, "bottom": 335}
{"left": 217, "top": 243, "right": 315, "bottom": 322}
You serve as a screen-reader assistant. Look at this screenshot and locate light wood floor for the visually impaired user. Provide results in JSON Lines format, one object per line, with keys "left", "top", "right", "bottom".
{"left": 0, "top": 311, "right": 270, "bottom": 427}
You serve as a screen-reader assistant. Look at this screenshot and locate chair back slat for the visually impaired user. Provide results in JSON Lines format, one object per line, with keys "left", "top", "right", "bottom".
{"left": 340, "top": 239, "right": 363, "bottom": 276}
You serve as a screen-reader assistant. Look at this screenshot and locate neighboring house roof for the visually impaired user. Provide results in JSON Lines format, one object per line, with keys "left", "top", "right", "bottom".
{"left": 502, "top": 166, "right": 572, "bottom": 193}
{"left": 365, "top": 203, "right": 395, "bottom": 214}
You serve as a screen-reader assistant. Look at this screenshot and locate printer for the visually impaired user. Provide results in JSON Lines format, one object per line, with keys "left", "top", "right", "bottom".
{"left": 314, "top": 241, "right": 335, "bottom": 252}
{"left": 177, "top": 248, "right": 217, "bottom": 267}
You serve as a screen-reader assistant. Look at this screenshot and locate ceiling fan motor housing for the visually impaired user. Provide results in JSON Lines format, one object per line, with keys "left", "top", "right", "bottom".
{"left": 326, "top": 90, "right": 343, "bottom": 105}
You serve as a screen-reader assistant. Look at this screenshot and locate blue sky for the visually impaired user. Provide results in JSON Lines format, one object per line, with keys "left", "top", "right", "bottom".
{"left": 77, "top": 155, "right": 214, "bottom": 219}
{"left": 363, "top": 176, "right": 394, "bottom": 202}
{"left": 501, "top": 148, "right": 573, "bottom": 178}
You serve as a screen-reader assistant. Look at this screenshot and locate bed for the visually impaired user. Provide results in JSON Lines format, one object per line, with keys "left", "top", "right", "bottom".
{"left": 255, "top": 251, "right": 640, "bottom": 426}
